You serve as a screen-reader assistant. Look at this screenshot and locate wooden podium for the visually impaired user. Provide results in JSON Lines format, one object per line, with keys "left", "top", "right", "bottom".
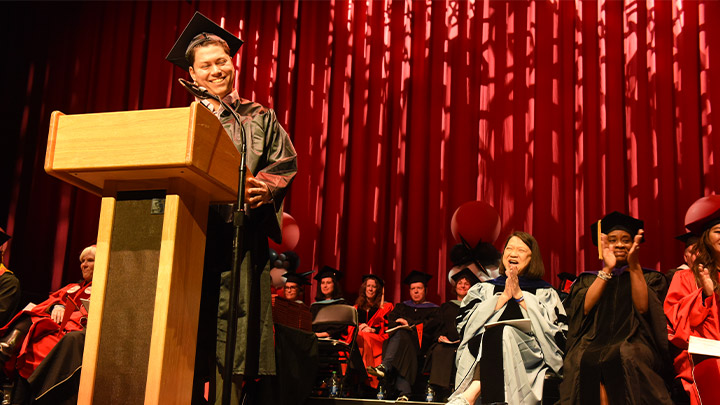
{"left": 45, "top": 102, "right": 241, "bottom": 404}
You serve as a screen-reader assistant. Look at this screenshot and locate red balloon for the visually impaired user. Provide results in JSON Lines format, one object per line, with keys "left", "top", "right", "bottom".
{"left": 268, "top": 212, "right": 300, "bottom": 252}
{"left": 684, "top": 195, "right": 720, "bottom": 234}
{"left": 450, "top": 201, "right": 501, "bottom": 247}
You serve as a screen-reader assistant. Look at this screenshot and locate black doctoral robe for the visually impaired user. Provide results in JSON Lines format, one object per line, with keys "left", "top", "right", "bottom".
{"left": 423, "top": 300, "right": 461, "bottom": 389}
{"left": 559, "top": 267, "right": 673, "bottom": 405}
{"left": 384, "top": 301, "right": 439, "bottom": 385}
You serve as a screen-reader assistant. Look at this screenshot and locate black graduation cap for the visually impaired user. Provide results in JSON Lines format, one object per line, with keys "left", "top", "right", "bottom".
{"left": 166, "top": 12, "right": 244, "bottom": 71}
{"left": 590, "top": 211, "right": 644, "bottom": 246}
{"left": 283, "top": 271, "right": 311, "bottom": 286}
{"left": 674, "top": 232, "right": 699, "bottom": 248}
{"left": 361, "top": 274, "right": 384, "bottom": 288}
{"left": 0, "top": 229, "right": 9, "bottom": 247}
{"left": 403, "top": 270, "right": 432, "bottom": 286}
{"left": 314, "top": 265, "right": 342, "bottom": 281}
{"left": 451, "top": 268, "right": 480, "bottom": 286}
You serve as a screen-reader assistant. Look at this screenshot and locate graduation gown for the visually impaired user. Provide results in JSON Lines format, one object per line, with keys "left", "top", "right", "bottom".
{"left": 451, "top": 277, "right": 566, "bottom": 405}
{"left": 383, "top": 300, "right": 439, "bottom": 385}
{"left": 560, "top": 267, "right": 672, "bottom": 405}
{"left": 664, "top": 268, "right": 720, "bottom": 405}
{"left": 423, "top": 300, "right": 461, "bottom": 389}
{"left": 1, "top": 281, "right": 90, "bottom": 379}
{"left": 207, "top": 92, "right": 297, "bottom": 383}
{"left": 351, "top": 302, "right": 394, "bottom": 387}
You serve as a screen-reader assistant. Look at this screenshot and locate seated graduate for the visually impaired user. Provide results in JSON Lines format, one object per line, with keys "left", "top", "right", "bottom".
{"left": 351, "top": 274, "right": 393, "bottom": 388}
{"left": 448, "top": 231, "right": 566, "bottom": 405}
{"left": 311, "top": 266, "right": 346, "bottom": 339}
{"left": 423, "top": 268, "right": 480, "bottom": 401}
{"left": 0, "top": 228, "right": 20, "bottom": 327}
{"left": 665, "top": 195, "right": 720, "bottom": 405}
{"left": 366, "top": 270, "right": 439, "bottom": 401}
{"left": 666, "top": 232, "right": 699, "bottom": 282}
{"left": 282, "top": 271, "right": 311, "bottom": 304}
{"left": 0, "top": 245, "right": 94, "bottom": 380}
{"left": 560, "top": 212, "right": 672, "bottom": 405}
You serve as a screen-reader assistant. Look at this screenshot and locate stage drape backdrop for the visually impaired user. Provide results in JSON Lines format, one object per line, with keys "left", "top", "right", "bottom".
{"left": 2, "top": 0, "right": 719, "bottom": 304}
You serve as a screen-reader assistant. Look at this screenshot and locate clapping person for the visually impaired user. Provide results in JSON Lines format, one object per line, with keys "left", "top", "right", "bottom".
{"left": 665, "top": 195, "right": 720, "bottom": 404}
{"left": 448, "top": 232, "right": 566, "bottom": 405}
{"left": 560, "top": 212, "right": 672, "bottom": 405}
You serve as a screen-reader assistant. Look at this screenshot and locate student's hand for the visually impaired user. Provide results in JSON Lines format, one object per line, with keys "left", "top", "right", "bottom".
{"left": 627, "top": 229, "right": 644, "bottom": 270}
{"left": 600, "top": 233, "right": 617, "bottom": 270}
{"left": 246, "top": 177, "right": 273, "bottom": 209}
{"left": 699, "top": 264, "right": 716, "bottom": 297}
{"left": 396, "top": 318, "right": 409, "bottom": 326}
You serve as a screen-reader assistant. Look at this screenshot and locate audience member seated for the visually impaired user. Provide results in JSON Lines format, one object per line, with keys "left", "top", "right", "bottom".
{"left": 560, "top": 212, "right": 672, "bottom": 405}
{"left": 666, "top": 232, "right": 699, "bottom": 282}
{"left": 283, "top": 271, "right": 311, "bottom": 304}
{"left": 351, "top": 274, "right": 393, "bottom": 388}
{"left": 665, "top": 195, "right": 720, "bottom": 405}
{"left": 311, "top": 266, "right": 346, "bottom": 339}
{"left": 0, "top": 228, "right": 20, "bottom": 327}
{"left": 447, "top": 231, "right": 567, "bottom": 405}
{"left": 424, "top": 268, "right": 479, "bottom": 402}
{"left": 0, "top": 244, "right": 93, "bottom": 405}
{"left": 366, "top": 270, "right": 439, "bottom": 401}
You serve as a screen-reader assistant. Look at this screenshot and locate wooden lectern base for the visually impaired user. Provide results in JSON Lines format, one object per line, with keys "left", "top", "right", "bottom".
{"left": 78, "top": 179, "right": 209, "bottom": 405}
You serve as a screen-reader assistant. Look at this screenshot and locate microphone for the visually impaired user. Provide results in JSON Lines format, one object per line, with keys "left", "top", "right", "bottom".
{"left": 178, "top": 78, "right": 219, "bottom": 101}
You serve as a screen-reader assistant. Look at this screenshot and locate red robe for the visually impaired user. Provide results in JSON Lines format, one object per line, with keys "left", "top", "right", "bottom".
{"left": 2, "top": 281, "right": 90, "bottom": 379}
{"left": 664, "top": 269, "right": 720, "bottom": 405}
{"left": 349, "top": 302, "right": 393, "bottom": 387}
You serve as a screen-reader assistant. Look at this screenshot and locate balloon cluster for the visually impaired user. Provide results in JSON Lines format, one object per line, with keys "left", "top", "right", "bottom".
{"left": 270, "top": 249, "right": 300, "bottom": 272}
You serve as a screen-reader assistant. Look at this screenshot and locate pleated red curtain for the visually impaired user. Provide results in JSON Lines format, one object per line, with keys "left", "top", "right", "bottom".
{"left": 2, "top": 0, "right": 719, "bottom": 305}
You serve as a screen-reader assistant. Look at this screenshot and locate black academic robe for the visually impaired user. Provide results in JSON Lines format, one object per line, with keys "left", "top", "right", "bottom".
{"left": 559, "top": 267, "right": 673, "bottom": 405}
{"left": 423, "top": 300, "right": 461, "bottom": 389}
{"left": 384, "top": 301, "right": 439, "bottom": 385}
{"left": 0, "top": 265, "right": 20, "bottom": 327}
{"left": 190, "top": 92, "right": 296, "bottom": 405}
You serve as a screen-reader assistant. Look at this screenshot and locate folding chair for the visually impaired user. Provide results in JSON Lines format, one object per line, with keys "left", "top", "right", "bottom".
{"left": 312, "top": 304, "right": 360, "bottom": 397}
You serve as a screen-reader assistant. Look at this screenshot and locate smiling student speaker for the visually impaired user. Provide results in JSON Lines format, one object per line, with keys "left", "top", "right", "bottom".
{"left": 166, "top": 11, "right": 297, "bottom": 405}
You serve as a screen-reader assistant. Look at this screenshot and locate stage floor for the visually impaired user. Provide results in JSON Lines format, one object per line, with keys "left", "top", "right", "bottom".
{"left": 306, "top": 397, "right": 445, "bottom": 405}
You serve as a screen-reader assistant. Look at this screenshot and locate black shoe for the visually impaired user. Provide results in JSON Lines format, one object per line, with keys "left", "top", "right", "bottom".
{"left": 0, "top": 329, "right": 24, "bottom": 363}
{"left": 366, "top": 364, "right": 386, "bottom": 378}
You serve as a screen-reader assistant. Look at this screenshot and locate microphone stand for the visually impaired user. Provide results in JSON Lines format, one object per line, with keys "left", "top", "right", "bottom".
{"left": 178, "top": 79, "right": 250, "bottom": 405}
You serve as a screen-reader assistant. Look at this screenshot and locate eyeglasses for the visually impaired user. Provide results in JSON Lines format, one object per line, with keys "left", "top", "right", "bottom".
{"left": 284, "top": 285, "right": 298, "bottom": 290}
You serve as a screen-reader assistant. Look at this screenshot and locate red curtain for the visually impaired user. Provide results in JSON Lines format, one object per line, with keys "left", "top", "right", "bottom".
{"left": 2, "top": 0, "right": 719, "bottom": 305}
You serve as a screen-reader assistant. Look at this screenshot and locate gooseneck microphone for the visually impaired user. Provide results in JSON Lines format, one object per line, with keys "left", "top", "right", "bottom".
{"left": 178, "top": 78, "right": 219, "bottom": 101}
